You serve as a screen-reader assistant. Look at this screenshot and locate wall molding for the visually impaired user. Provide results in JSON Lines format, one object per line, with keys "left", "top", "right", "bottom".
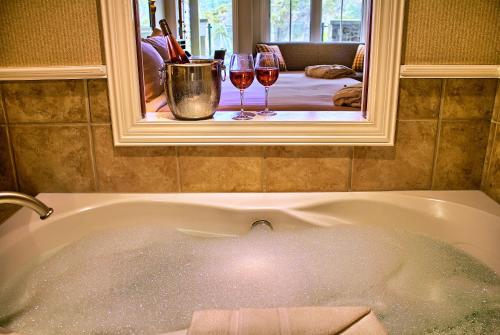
{"left": 400, "top": 65, "right": 500, "bottom": 78}
{"left": 0, "top": 66, "right": 107, "bottom": 81}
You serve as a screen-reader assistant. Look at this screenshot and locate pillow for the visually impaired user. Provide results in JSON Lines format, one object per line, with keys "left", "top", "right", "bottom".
{"left": 352, "top": 44, "right": 365, "bottom": 72}
{"left": 141, "top": 41, "right": 164, "bottom": 103}
{"left": 333, "top": 83, "right": 363, "bottom": 108}
{"left": 305, "top": 65, "right": 356, "bottom": 79}
{"left": 255, "top": 44, "right": 287, "bottom": 71}
{"left": 142, "top": 36, "right": 170, "bottom": 62}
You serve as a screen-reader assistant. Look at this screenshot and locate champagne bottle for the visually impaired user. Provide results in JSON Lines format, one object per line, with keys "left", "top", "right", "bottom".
{"left": 159, "top": 19, "right": 190, "bottom": 64}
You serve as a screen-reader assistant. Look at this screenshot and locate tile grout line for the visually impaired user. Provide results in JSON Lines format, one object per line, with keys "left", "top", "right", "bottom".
{"left": 348, "top": 147, "right": 355, "bottom": 192}
{"left": 7, "top": 122, "right": 91, "bottom": 127}
{"left": 481, "top": 79, "right": 500, "bottom": 189}
{"left": 175, "top": 147, "right": 182, "bottom": 192}
{"left": 3, "top": 125, "right": 20, "bottom": 192}
{"left": 400, "top": 118, "right": 490, "bottom": 123}
{"left": 482, "top": 122, "right": 497, "bottom": 190}
{"left": 261, "top": 147, "right": 267, "bottom": 192}
{"left": 398, "top": 119, "right": 443, "bottom": 122}
{"left": 1, "top": 84, "right": 20, "bottom": 192}
{"left": 430, "top": 79, "right": 446, "bottom": 189}
{"left": 84, "top": 79, "right": 100, "bottom": 192}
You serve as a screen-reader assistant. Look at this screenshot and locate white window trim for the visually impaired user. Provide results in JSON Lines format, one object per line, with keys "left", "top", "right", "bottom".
{"left": 99, "top": 0, "right": 404, "bottom": 146}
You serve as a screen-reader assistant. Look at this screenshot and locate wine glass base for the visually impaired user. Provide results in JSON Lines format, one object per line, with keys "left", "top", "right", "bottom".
{"left": 257, "top": 110, "right": 277, "bottom": 116}
{"left": 232, "top": 111, "right": 255, "bottom": 120}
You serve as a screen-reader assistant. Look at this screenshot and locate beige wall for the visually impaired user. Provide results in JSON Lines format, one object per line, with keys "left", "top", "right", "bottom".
{"left": 403, "top": 0, "right": 500, "bottom": 64}
{"left": 0, "top": 0, "right": 499, "bottom": 206}
{"left": 0, "top": 0, "right": 103, "bottom": 67}
{"left": 1, "top": 0, "right": 498, "bottom": 66}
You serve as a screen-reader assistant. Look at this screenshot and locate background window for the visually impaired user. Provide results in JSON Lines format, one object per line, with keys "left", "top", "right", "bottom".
{"left": 322, "top": 0, "right": 363, "bottom": 42}
{"left": 182, "top": 0, "right": 233, "bottom": 60}
{"left": 270, "top": 0, "right": 311, "bottom": 42}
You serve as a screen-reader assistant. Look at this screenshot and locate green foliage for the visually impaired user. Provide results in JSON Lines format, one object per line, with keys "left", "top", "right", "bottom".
{"left": 198, "top": 0, "right": 233, "bottom": 54}
{"left": 270, "top": 0, "right": 310, "bottom": 42}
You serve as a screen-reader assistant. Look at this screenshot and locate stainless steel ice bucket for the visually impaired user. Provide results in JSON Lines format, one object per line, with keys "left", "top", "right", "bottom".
{"left": 163, "top": 59, "right": 224, "bottom": 120}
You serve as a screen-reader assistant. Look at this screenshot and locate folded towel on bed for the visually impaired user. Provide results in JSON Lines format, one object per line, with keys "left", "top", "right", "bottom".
{"left": 186, "top": 306, "right": 387, "bottom": 335}
{"left": 333, "top": 83, "right": 363, "bottom": 108}
{"left": 305, "top": 65, "right": 356, "bottom": 79}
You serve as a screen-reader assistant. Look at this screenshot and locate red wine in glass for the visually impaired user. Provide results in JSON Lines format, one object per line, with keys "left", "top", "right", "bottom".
{"left": 230, "top": 70, "right": 255, "bottom": 90}
{"left": 229, "top": 54, "right": 255, "bottom": 120}
{"left": 255, "top": 53, "right": 280, "bottom": 116}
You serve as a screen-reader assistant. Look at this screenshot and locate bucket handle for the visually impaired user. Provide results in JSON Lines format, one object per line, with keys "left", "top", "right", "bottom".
{"left": 221, "top": 64, "right": 227, "bottom": 82}
{"left": 159, "top": 64, "right": 167, "bottom": 87}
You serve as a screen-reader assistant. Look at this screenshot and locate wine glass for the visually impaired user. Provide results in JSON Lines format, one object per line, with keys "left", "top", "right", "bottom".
{"left": 255, "top": 52, "right": 280, "bottom": 116}
{"left": 229, "top": 54, "right": 255, "bottom": 120}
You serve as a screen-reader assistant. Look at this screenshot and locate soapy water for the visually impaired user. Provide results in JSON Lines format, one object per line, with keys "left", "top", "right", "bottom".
{"left": 0, "top": 224, "right": 499, "bottom": 335}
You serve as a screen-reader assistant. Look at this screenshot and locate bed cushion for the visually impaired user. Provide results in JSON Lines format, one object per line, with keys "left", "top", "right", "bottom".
{"left": 256, "top": 44, "right": 287, "bottom": 71}
{"left": 333, "top": 83, "right": 363, "bottom": 108}
{"left": 352, "top": 44, "right": 365, "bottom": 72}
{"left": 141, "top": 41, "right": 164, "bottom": 103}
{"left": 142, "top": 35, "right": 170, "bottom": 62}
{"left": 305, "top": 65, "right": 356, "bottom": 79}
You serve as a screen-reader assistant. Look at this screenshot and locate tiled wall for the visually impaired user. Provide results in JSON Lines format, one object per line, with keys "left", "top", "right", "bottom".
{"left": 0, "top": 78, "right": 497, "bottom": 198}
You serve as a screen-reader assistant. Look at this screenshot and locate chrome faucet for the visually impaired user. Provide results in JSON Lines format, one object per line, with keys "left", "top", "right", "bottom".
{"left": 0, "top": 192, "right": 53, "bottom": 220}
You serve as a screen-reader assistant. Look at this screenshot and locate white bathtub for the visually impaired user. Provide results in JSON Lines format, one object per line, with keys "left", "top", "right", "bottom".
{"left": 1, "top": 191, "right": 499, "bottom": 279}
{"left": 0, "top": 191, "right": 499, "bottom": 334}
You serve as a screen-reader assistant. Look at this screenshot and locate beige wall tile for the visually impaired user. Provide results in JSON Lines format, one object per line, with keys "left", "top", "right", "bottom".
{"left": 398, "top": 79, "right": 442, "bottom": 120}
{"left": 442, "top": 79, "right": 497, "bottom": 120}
{"left": 178, "top": 147, "right": 262, "bottom": 192}
{"left": 88, "top": 80, "right": 111, "bottom": 123}
{"left": 482, "top": 125, "right": 500, "bottom": 203}
{"left": 3, "top": 80, "right": 88, "bottom": 123}
{"left": 433, "top": 120, "right": 490, "bottom": 190}
{"left": 92, "top": 126, "right": 178, "bottom": 192}
{"left": 0, "top": 126, "right": 16, "bottom": 191}
{"left": 10, "top": 125, "right": 95, "bottom": 194}
{"left": 263, "top": 147, "right": 352, "bottom": 192}
{"left": 352, "top": 121, "right": 437, "bottom": 191}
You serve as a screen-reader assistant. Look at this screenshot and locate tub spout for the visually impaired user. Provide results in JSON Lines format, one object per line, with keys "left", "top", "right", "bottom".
{"left": 0, "top": 192, "right": 53, "bottom": 220}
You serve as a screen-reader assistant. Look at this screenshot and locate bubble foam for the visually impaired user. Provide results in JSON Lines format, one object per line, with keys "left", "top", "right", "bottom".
{"left": 0, "top": 224, "right": 498, "bottom": 334}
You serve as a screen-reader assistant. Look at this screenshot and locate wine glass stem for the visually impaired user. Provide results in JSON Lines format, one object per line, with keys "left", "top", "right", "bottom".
{"left": 240, "top": 89, "right": 245, "bottom": 115}
{"left": 264, "top": 86, "right": 270, "bottom": 113}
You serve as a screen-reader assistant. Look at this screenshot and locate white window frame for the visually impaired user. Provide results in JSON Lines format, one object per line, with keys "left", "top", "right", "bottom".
{"left": 100, "top": 0, "right": 405, "bottom": 146}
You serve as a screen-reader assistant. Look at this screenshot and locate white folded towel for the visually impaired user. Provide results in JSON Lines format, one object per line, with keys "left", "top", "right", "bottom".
{"left": 186, "top": 306, "right": 387, "bottom": 335}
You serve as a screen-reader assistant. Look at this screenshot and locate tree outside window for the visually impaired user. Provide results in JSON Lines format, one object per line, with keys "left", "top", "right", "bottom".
{"left": 322, "top": 0, "right": 363, "bottom": 42}
{"left": 270, "top": 0, "right": 311, "bottom": 42}
{"left": 270, "top": 0, "right": 364, "bottom": 43}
